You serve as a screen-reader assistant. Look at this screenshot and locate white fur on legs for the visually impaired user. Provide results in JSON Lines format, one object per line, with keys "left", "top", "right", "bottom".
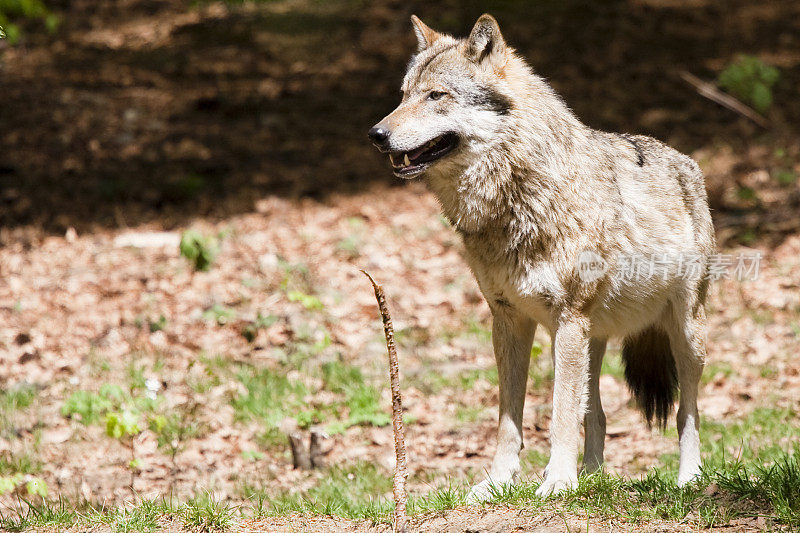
{"left": 667, "top": 306, "right": 706, "bottom": 487}
{"left": 583, "top": 338, "right": 607, "bottom": 474}
{"left": 677, "top": 412, "right": 701, "bottom": 485}
{"left": 535, "top": 316, "right": 590, "bottom": 498}
{"left": 468, "top": 311, "right": 535, "bottom": 503}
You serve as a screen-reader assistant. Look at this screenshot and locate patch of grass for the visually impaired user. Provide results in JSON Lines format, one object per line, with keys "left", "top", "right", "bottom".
{"left": 0, "top": 451, "right": 42, "bottom": 476}
{"left": 61, "top": 381, "right": 160, "bottom": 425}
{"left": 180, "top": 493, "right": 236, "bottom": 531}
{"left": 0, "top": 384, "right": 37, "bottom": 436}
{"left": 93, "top": 498, "right": 172, "bottom": 533}
{"left": 524, "top": 447, "right": 550, "bottom": 470}
{"left": 458, "top": 367, "right": 499, "bottom": 388}
{"left": 700, "top": 360, "right": 734, "bottom": 385}
{"left": 0, "top": 384, "right": 36, "bottom": 413}
{"left": 186, "top": 354, "right": 231, "bottom": 394}
{"left": 60, "top": 389, "right": 115, "bottom": 424}
{"left": 234, "top": 359, "right": 391, "bottom": 445}
{"left": 232, "top": 365, "right": 308, "bottom": 428}
{"left": 455, "top": 405, "right": 486, "bottom": 424}
{"left": 252, "top": 462, "right": 392, "bottom": 519}
{"left": 322, "top": 361, "right": 390, "bottom": 432}
{"left": 600, "top": 350, "right": 625, "bottom": 380}
{"left": 149, "top": 410, "right": 202, "bottom": 461}
{"left": 660, "top": 406, "right": 800, "bottom": 475}
{"left": 0, "top": 497, "right": 77, "bottom": 532}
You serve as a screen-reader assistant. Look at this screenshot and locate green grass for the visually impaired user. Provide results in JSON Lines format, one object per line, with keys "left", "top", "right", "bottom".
{"left": 232, "top": 359, "right": 390, "bottom": 443}
{"left": 0, "top": 451, "right": 42, "bottom": 476}
{"left": 1, "top": 450, "right": 798, "bottom": 530}
{"left": 247, "top": 462, "right": 393, "bottom": 519}
{"left": 659, "top": 406, "right": 800, "bottom": 474}
{"left": 243, "top": 454, "right": 800, "bottom": 527}
{"left": 0, "top": 494, "right": 236, "bottom": 532}
{"left": 60, "top": 382, "right": 160, "bottom": 425}
{"left": 0, "top": 385, "right": 36, "bottom": 413}
{"left": 0, "top": 497, "right": 78, "bottom": 532}
{"left": 180, "top": 493, "right": 236, "bottom": 531}
{"left": 0, "top": 384, "right": 37, "bottom": 436}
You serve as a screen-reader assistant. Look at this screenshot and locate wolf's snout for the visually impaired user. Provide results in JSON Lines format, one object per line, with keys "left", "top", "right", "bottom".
{"left": 368, "top": 125, "right": 391, "bottom": 149}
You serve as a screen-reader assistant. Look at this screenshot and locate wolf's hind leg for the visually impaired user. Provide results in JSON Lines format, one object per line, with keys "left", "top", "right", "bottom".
{"left": 666, "top": 305, "right": 707, "bottom": 486}
{"left": 467, "top": 310, "right": 536, "bottom": 503}
{"left": 583, "top": 338, "right": 607, "bottom": 473}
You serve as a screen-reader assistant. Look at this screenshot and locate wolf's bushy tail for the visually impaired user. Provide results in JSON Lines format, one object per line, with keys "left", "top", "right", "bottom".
{"left": 621, "top": 326, "right": 677, "bottom": 430}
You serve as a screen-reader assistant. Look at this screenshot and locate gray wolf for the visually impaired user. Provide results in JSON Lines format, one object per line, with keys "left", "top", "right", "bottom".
{"left": 368, "top": 14, "right": 714, "bottom": 500}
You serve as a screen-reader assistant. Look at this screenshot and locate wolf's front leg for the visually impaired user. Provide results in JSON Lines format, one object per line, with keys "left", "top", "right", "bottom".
{"left": 467, "top": 310, "right": 536, "bottom": 503}
{"left": 536, "top": 315, "right": 590, "bottom": 497}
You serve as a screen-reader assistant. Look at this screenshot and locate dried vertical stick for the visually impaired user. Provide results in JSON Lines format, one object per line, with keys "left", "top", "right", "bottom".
{"left": 361, "top": 270, "right": 408, "bottom": 533}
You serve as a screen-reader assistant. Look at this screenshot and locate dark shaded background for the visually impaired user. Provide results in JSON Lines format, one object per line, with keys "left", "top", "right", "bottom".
{"left": 0, "top": 0, "right": 798, "bottom": 241}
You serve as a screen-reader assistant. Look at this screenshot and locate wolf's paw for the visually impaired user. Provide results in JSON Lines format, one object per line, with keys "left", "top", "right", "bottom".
{"left": 467, "top": 478, "right": 512, "bottom": 504}
{"left": 535, "top": 473, "right": 577, "bottom": 498}
{"left": 677, "top": 465, "right": 701, "bottom": 487}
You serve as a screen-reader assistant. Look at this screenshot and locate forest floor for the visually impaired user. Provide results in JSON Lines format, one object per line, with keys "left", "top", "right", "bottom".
{"left": 1, "top": 0, "right": 799, "bottom": 531}
{"left": 2, "top": 183, "right": 799, "bottom": 531}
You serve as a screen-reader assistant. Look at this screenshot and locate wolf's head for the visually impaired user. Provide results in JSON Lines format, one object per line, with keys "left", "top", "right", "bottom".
{"left": 369, "top": 14, "right": 516, "bottom": 179}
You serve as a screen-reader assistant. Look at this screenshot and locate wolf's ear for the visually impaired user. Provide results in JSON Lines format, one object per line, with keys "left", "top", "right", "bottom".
{"left": 466, "top": 14, "right": 505, "bottom": 63}
{"left": 411, "top": 15, "right": 441, "bottom": 52}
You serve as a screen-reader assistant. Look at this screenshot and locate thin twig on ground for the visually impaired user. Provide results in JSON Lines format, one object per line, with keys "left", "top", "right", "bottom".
{"left": 361, "top": 270, "right": 408, "bottom": 533}
{"left": 680, "top": 71, "right": 769, "bottom": 128}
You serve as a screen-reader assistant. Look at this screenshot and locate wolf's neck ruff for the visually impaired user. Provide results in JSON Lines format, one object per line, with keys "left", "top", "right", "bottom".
{"left": 424, "top": 63, "right": 595, "bottom": 250}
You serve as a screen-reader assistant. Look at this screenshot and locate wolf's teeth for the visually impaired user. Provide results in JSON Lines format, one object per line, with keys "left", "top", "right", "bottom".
{"left": 403, "top": 154, "right": 410, "bottom": 166}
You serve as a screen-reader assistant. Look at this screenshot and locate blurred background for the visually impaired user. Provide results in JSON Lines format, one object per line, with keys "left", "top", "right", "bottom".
{"left": 1, "top": 0, "right": 798, "bottom": 243}
{"left": 0, "top": 0, "right": 799, "bottom": 529}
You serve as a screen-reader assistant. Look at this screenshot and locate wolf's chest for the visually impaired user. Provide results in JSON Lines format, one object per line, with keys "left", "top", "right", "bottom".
{"left": 465, "top": 248, "right": 563, "bottom": 331}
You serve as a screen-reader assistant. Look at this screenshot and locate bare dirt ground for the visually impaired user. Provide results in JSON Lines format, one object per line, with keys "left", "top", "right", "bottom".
{"left": 1, "top": 0, "right": 799, "bottom": 531}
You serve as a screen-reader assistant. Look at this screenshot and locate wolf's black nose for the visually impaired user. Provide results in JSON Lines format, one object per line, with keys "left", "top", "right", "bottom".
{"left": 368, "top": 125, "right": 390, "bottom": 147}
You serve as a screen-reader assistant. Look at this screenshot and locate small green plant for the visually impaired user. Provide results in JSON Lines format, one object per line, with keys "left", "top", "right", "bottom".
{"left": 718, "top": 55, "right": 780, "bottom": 113}
{"left": 773, "top": 169, "right": 797, "bottom": 186}
{"left": 287, "top": 289, "right": 324, "bottom": 311}
{"left": 61, "top": 390, "right": 114, "bottom": 424}
{"left": 148, "top": 315, "right": 167, "bottom": 332}
{"left": 202, "top": 303, "right": 236, "bottom": 325}
{"left": 0, "top": 0, "right": 59, "bottom": 45}
{"left": 62, "top": 383, "right": 159, "bottom": 425}
{"left": 149, "top": 410, "right": 200, "bottom": 469}
{"left": 179, "top": 230, "right": 219, "bottom": 271}
{"left": 241, "top": 312, "right": 278, "bottom": 342}
{"left": 106, "top": 410, "right": 143, "bottom": 493}
{"left": 0, "top": 474, "right": 47, "bottom": 498}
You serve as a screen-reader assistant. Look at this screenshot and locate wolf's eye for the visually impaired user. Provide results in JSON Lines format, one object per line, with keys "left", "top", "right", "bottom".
{"left": 427, "top": 91, "right": 446, "bottom": 101}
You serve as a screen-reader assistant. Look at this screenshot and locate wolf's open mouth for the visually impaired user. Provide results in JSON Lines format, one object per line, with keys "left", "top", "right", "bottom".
{"left": 389, "top": 133, "right": 459, "bottom": 177}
